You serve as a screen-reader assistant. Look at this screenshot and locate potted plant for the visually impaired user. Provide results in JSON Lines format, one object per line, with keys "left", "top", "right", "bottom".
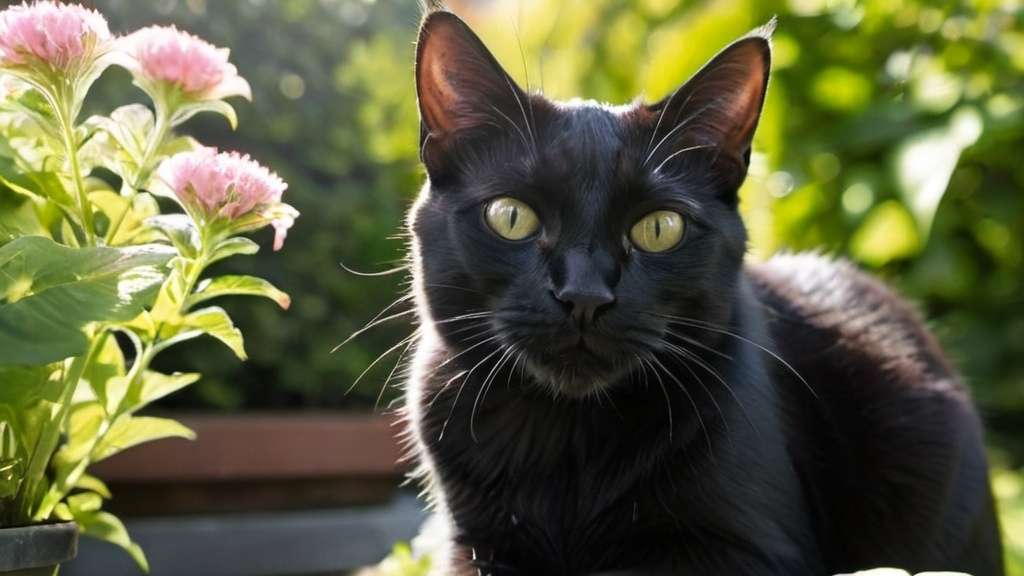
{"left": 0, "top": 2, "right": 297, "bottom": 573}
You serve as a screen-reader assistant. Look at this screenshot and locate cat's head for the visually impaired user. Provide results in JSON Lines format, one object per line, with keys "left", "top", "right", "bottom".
{"left": 410, "top": 11, "right": 772, "bottom": 399}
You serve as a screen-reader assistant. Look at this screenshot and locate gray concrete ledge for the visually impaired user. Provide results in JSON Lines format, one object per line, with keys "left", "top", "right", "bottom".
{"left": 62, "top": 491, "right": 427, "bottom": 576}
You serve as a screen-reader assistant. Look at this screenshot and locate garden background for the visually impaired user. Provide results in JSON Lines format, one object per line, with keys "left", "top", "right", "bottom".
{"left": 52, "top": 0, "right": 1024, "bottom": 571}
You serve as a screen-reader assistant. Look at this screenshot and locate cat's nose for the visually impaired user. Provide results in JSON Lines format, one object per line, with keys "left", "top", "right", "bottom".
{"left": 554, "top": 287, "right": 615, "bottom": 330}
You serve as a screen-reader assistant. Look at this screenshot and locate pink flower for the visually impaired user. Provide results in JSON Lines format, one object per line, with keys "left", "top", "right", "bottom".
{"left": 0, "top": 1, "right": 111, "bottom": 72}
{"left": 119, "top": 25, "right": 250, "bottom": 101}
{"left": 159, "top": 148, "right": 296, "bottom": 250}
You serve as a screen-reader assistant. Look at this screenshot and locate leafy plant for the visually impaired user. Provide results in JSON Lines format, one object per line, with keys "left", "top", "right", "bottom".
{"left": 0, "top": 1, "right": 296, "bottom": 570}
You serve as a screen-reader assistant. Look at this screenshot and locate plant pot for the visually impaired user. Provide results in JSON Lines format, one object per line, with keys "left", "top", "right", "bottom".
{"left": 0, "top": 522, "right": 78, "bottom": 576}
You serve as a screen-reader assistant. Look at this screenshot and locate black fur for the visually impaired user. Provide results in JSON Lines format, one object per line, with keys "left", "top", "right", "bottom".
{"left": 404, "top": 10, "right": 1003, "bottom": 576}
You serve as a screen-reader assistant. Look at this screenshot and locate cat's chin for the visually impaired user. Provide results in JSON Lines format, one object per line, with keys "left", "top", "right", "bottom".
{"left": 525, "top": 357, "right": 627, "bottom": 399}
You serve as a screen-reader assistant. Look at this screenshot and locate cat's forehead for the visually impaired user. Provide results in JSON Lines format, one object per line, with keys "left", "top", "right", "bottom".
{"left": 537, "top": 99, "right": 631, "bottom": 174}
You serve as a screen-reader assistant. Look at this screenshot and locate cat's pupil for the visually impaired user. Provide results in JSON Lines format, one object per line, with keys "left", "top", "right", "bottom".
{"left": 509, "top": 206, "right": 518, "bottom": 229}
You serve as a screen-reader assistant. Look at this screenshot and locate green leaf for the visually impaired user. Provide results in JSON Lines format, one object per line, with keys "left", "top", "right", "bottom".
{"left": 90, "top": 190, "right": 161, "bottom": 246}
{"left": 87, "top": 104, "right": 153, "bottom": 161}
{"left": 93, "top": 415, "right": 195, "bottom": 462}
{"left": 0, "top": 186, "right": 54, "bottom": 242}
{"left": 171, "top": 99, "right": 239, "bottom": 130}
{"left": 0, "top": 168, "right": 77, "bottom": 213}
{"left": 147, "top": 214, "right": 200, "bottom": 259}
{"left": 52, "top": 401, "right": 104, "bottom": 473}
{"left": 0, "top": 237, "right": 175, "bottom": 365}
{"left": 125, "top": 370, "right": 200, "bottom": 411}
{"left": 73, "top": 508, "right": 149, "bottom": 573}
{"left": 0, "top": 364, "right": 63, "bottom": 524}
{"left": 76, "top": 331, "right": 128, "bottom": 417}
{"left": 73, "top": 473, "right": 111, "bottom": 499}
{"left": 66, "top": 490, "right": 103, "bottom": 513}
{"left": 179, "top": 306, "right": 247, "bottom": 360}
{"left": 159, "top": 134, "right": 201, "bottom": 158}
{"left": 207, "top": 236, "right": 259, "bottom": 265}
{"left": 189, "top": 275, "right": 291, "bottom": 309}
{"left": 81, "top": 105, "right": 151, "bottom": 185}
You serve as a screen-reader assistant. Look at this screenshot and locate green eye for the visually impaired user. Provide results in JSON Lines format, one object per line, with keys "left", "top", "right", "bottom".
{"left": 630, "top": 210, "right": 685, "bottom": 253}
{"left": 485, "top": 197, "right": 540, "bottom": 241}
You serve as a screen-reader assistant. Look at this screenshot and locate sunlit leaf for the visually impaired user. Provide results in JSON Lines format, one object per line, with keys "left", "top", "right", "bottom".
{"left": 72, "top": 508, "right": 149, "bottom": 573}
{"left": 125, "top": 370, "right": 201, "bottom": 412}
{"left": 0, "top": 237, "right": 175, "bottom": 365}
{"left": 90, "top": 190, "right": 162, "bottom": 246}
{"left": 73, "top": 473, "right": 111, "bottom": 499}
{"left": 82, "top": 332, "right": 127, "bottom": 416}
{"left": 170, "top": 99, "right": 239, "bottom": 130}
{"left": 0, "top": 167, "right": 77, "bottom": 213}
{"left": 207, "top": 236, "right": 259, "bottom": 265}
{"left": 147, "top": 214, "right": 201, "bottom": 259}
{"left": 178, "top": 306, "right": 247, "bottom": 360}
{"left": 93, "top": 415, "right": 195, "bottom": 462}
{"left": 188, "top": 275, "right": 291, "bottom": 309}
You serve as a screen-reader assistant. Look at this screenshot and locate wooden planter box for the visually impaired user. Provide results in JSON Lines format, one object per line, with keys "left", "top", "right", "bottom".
{"left": 90, "top": 412, "right": 406, "bottom": 517}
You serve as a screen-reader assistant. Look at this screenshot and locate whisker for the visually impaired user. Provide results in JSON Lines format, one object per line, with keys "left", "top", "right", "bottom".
{"left": 649, "top": 354, "right": 713, "bottom": 461}
{"left": 659, "top": 341, "right": 735, "bottom": 442}
{"left": 651, "top": 144, "right": 715, "bottom": 174}
{"left": 490, "top": 103, "right": 533, "bottom": 152}
{"left": 441, "top": 346, "right": 505, "bottom": 442}
{"left": 642, "top": 91, "right": 705, "bottom": 168}
{"left": 658, "top": 314, "right": 814, "bottom": 397}
{"left": 339, "top": 260, "right": 408, "bottom": 277}
{"left": 470, "top": 346, "right": 517, "bottom": 442}
{"left": 346, "top": 330, "right": 419, "bottom": 396}
{"left": 333, "top": 304, "right": 414, "bottom": 352}
{"left": 375, "top": 336, "right": 416, "bottom": 410}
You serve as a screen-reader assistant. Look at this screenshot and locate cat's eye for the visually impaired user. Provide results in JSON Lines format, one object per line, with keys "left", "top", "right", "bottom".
{"left": 629, "top": 210, "right": 685, "bottom": 253}
{"left": 485, "top": 197, "right": 541, "bottom": 241}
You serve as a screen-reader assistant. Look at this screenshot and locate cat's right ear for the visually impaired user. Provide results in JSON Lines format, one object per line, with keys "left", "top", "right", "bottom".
{"left": 415, "top": 11, "right": 531, "bottom": 178}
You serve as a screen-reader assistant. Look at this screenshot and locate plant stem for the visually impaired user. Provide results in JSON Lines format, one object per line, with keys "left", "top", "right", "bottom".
{"left": 131, "top": 97, "right": 173, "bottom": 192}
{"left": 27, "top": 333, "right": 106, "bottom": 522}
{"left": 51, "top": 79, "right": 95, "bottom": 247}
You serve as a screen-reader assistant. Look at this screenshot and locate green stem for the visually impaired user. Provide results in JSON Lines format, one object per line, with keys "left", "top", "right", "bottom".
{"left": 51, "top": 79, "right": 95, "bottom": 247}
{"left": 130, "top": 98, "right": 173, "bottom": 192}
{"left": 27, "top": 333, "right": 107, "bottom": 522}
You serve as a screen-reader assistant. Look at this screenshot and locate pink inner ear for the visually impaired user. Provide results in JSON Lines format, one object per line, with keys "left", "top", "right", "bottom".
{"left": 417, "top": 22, "right": 464, "bottom": 135}
{"left": 717, "top": 42, "right": 770, "bottom": 150}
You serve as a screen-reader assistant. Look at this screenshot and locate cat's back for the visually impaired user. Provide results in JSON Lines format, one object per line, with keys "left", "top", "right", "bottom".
{"left": 747, "top": 252, "right": 956, "bottom": 392}
{"left": 746, "top": 253, "right": 1003, "bottom": 575}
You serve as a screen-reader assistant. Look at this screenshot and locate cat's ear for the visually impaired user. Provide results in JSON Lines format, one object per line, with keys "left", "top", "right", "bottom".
{"left": 415, "top": 11, "right": 531, "bottom": 177}
{"left": 647, "top": 19, "right": 774, "bottom": 176}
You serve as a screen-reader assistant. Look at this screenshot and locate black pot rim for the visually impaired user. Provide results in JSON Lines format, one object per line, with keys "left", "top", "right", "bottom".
{"left": 0, "top": 521, "right": 79, "bottom": 571}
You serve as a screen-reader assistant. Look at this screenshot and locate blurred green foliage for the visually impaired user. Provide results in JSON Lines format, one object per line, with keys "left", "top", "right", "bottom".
{"left": 82, "top": 0, "right": 1022, "bottom": 460}
{"left": 89, "top": 0, "right": 422, "bottom": 411}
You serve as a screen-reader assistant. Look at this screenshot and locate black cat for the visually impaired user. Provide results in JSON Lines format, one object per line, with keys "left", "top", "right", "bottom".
{"left": 402, "top": 9, "right": 1003, "bottom": 576}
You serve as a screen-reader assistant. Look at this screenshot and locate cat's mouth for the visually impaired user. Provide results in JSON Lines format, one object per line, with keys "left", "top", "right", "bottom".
{"left": 525, "top": 337, "right": 629, "bottom": 398}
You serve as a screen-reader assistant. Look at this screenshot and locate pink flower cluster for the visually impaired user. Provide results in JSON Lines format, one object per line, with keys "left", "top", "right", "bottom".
{"left": 159, "top": 149, "right": 295, "bottom": 250}
{"left": 0, "top": 1, "right": 111, "bottom": 71}
{"left": 120, "top": 25, "right": 250, "bottom": 101}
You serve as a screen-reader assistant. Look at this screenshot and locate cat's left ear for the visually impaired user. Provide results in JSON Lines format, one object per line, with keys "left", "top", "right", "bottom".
{"left": 646, "top": 19, "right": 775, "bottom": 175}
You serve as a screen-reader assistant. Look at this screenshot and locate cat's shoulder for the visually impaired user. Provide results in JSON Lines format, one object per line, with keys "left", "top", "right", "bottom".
{"left": 745, "top": 251, "right": 897, "bottom": 319}
{"left": 745, "top": 252, "right": 959, "bottom": 386}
